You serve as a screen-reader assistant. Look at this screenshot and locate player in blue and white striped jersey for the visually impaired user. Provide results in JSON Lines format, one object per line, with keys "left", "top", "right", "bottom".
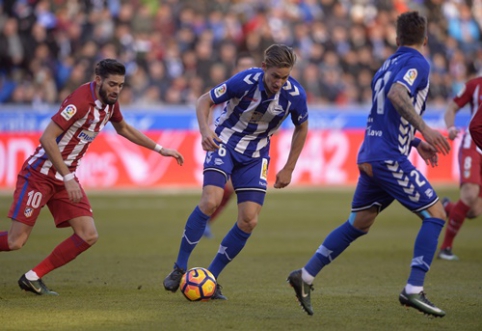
{"left": 164, "top": 44, "right": 309, "bottom": 299}
{"left": 288, "top": 11, "right": 451, "bottom": 317}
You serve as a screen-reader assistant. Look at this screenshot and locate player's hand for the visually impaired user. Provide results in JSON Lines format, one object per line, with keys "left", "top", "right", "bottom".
{"left": 159, "top": 148, "right": 184, "bottom": 166}
{"left": 416, "top": 141, "right": 438, "bottom": 167}
{"left": 421, "top": 127, "right": 450, "bottom": 155}
{"left": 274, "top": 168, "right": 292, "bottom": 189}
{"left": 447, "top": 126, "right": 460, "bottom": 141}
{"left": 200, "top": 129, "right": 221, "bottom": 151}
{"left": 64, "top": 178, "right": 83, "bottom": 203}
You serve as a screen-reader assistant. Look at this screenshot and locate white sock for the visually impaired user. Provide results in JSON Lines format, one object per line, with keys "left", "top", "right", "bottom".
{"left": 25, "top": 270, "right": 39, "bottom": 281}
{"left": 405, "top": 284, "right": 423, "bottom": 295}
{"left": 301, "top": 268, "right": 315, "bottom": 285}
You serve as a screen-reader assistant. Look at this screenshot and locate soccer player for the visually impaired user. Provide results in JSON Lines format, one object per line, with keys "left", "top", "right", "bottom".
{"left": 437, "top": 71, "right": 482, "bottom": 261}
{"left": 0, "top": 59, "right": 184, "bottom": 295}
{"left": 164, "top": 44, "right": 309, "bottom": 299}
{"left": 203, "top": 52, "right": 257, "bottom": 239}
{"left": 287, "top": 11, "right": 450, "bottom": 317}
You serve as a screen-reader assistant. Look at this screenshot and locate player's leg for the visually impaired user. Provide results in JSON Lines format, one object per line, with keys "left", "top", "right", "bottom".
{"left": 438, "top": 182, "right": 479, "bottom": 260}
{"left": 206, "top": 155, "right": 268, "bottom": 300}
{"left": 164, "top": 146, "right": 233, "bottom": 292}
{"left": 288, "top": 166, "right": 385, "bottom": 315}
{"left": 19, "top": 178, "right": 94, "bottom": 296}
{"left": 439, "top": 142, "right": 482, "bottom": 260}
{"left": 386, "top": 160, "right": 446, "bottom": 317}
{"left": 204, "top": 180, "right": 235, "bottom": 238}
{"left": 163, "top": 182, "right": 225, "bottom": 292}
{"left": 0, "top": 220, "right": 33, "bottom": 251}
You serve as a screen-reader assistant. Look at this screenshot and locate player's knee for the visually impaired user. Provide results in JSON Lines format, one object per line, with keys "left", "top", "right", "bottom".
{"left": 79, "top": 230, "right": 99, "bottom": 246}
{"left": 199, "top": 198, "right": 220, "bottom": 216}
{"left": 8, "top": 237, "right": 26, "bottom": 250}
{"left": 237, "top": 216, "right": 258, "bottom": 233}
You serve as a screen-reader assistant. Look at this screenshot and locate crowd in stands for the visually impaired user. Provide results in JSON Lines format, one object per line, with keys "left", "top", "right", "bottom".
{"left": 0, "top": 0, "right": 481, "bottom": 108}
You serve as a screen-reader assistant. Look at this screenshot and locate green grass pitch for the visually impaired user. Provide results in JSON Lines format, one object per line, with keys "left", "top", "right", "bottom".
{"left": 1, "top": 187, "right": 481, "bottom": 331}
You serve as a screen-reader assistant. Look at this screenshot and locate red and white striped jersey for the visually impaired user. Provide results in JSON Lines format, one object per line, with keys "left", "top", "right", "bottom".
{"left": 454, "top": 76, "right": 482, "bottom": 115}
{"left": 27, "top": 81, "right": 124, "bottom": 180}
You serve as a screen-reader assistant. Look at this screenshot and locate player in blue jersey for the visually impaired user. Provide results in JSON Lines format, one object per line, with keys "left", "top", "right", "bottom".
{"left": 287, "top": 11, "right": 450, "bottom": 317}
{"left": 164, "top": 44, "right": 309, "bottom": 299}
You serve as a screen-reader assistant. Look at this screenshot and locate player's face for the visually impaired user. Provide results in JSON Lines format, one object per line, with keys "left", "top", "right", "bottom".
{"left": 97, "top": 74, "right": 125, "bottom": 105}
{"left": 235, "top": 57, "right": 256, "bottom": 73}
{"left": 262, "top": 64, "right": 291, "bottom": 96}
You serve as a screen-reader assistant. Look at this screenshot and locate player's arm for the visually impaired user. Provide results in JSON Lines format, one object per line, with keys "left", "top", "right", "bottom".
{"left": 111, "top": 119, "right": 184, "bottom": 165}
{"left": 40, "top": 120, "right": 83, "bottom": 202}
{"left": 387, "top": 83, "right": 450, "bottom": 155}
{"left": 274, "top": 120, "right": 308, "bottom": 189}
{"left": 196, "top": 92, "right": 221, "bottom": 151}
{"left": 444, "top": 100, "right": 461, "bottom": 140}
{"left": 469, "top": 104, "right": 482, "bottom": 150}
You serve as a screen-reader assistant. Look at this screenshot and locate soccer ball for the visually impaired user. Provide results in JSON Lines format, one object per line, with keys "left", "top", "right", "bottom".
{"left": 180, "top": 267, "right": 217, "bottom": 301}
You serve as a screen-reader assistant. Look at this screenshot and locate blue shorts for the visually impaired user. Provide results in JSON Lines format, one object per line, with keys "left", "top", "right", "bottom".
{"left": 203, "top": 143, "right": 269, "bottom": 204}
{"left": 352, "top": 159, "right": 439, "bottom": 213}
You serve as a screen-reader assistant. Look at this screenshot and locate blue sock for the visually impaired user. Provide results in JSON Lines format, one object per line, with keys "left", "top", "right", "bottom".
{"left": 208, "top": 223, "right": 251, "bottom": 279}
{"left": 304, "top": 220, "right": 366, "bottom": 277}
{"left": 408, "top": 218, "right": 445, "bottom": 286}
{"left": 175, "top": 206, "right": 210, "bottom": 270}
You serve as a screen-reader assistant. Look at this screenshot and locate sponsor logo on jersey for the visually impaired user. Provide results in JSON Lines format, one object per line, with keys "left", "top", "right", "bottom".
{"left": 24, "top": 207, "right": 33, "bottom": 218}
{"left": 214, "top": 84, "right": 227, "bottom": 98}
{"left": 403, "top": 69, "right": 418, "bottom": 86}
{"left": 260, "top": 158, "right": 268, "bottom": 180}
{"left": 214, "top": 158, "right": 224, "bottom": 165}
{"left": 249, "top": 111, "right": 264, "bottom": 123}
{"left": 77, "top": 130, "right": 98, "bottom": 142}
{"left": 60, "top": 104, "right": 77, "bottom": 121}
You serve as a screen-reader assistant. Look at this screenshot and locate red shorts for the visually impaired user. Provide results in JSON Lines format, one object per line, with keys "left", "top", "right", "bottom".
{"left": 7, "top": 165, "right": 93, "bottom": 228}
{"left": 458, "top": 133, "right": 482, "bottom": 194}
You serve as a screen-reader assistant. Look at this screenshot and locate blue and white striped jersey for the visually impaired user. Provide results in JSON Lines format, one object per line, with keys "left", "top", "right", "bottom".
{"left": 357, "top": 46, "right": 430, "bottom": 163}
{"left": 210, "top": 68, "right": 308, "bottom": 158}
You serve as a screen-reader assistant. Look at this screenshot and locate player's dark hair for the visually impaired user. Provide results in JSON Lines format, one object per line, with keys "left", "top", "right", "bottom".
{"left": 263, "top": 44, "right": 297, "bottom": 69}
{"left": 396, "top": 11, "right": 427, "bottom": 46}
{"left": 94, "top": 59, "right": 126, "bottom": 79}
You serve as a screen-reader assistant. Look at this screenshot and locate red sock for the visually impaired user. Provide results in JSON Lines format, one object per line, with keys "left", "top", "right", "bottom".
{"left": 441, "top": 200, "right": 470, "bottom": 249}
{"left": 0, "top": 231, "right": 10, "bottom": 251}
{"left": 210, "top": 186, "right": 235, "bottom": 223}
{"left": 33, "top": 234, "right": 91, "bottom": 278}
{"left": 444, "top": 201, "right": 454, "bottom": 215}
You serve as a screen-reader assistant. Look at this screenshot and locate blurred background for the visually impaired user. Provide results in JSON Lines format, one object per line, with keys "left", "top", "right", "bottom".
{"left": 0, "top": 0, "right": 481, "bottom": 190}
{"left": 0, "top": 0, "right": 481, "bottom": 107}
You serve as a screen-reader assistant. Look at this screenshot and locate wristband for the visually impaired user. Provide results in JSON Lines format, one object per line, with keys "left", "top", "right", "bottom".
{"left": 411, "top": 137, "right": 422, "bottom": 148}
{"left": 154, "top": 144, "right": 163, "bottom": 152}
{"left": 63, "top": 173, "right": 75, "bottom": 182}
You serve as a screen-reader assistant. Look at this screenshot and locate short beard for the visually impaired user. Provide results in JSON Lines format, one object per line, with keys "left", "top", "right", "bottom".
{"left": 99, "top": 81, "right": 116, "bottom": 105}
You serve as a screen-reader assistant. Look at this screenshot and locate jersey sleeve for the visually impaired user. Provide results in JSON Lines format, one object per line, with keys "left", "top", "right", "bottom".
{"left": 109, "top": 102, "right": 124, "bottom": 122}
{"left": 289, "top": 85, "right": 309, "bottom": 126}
{"left": 51, "top": 91, "right": 90, "bottom": 131}
{"left": 209, "top": 71, "right": 252, "bottom": 104}
{"left": 393, "top": 56, "right": 429, "bottom": 96}
{"left": 453, "top": 79, "right": 476, "bottom": 108}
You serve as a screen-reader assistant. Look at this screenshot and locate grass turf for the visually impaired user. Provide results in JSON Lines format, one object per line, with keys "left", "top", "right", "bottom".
{"left": 0, "top": 187, "right": 481, "bottom": 331}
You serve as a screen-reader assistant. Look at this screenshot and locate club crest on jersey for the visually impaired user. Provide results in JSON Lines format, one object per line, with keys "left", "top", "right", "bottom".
{"left": 60, "top": 104, "right": 77, "bottom": 120}
{"left": 77, "top": 130, "right": 98, "bottom": 142}
{"left": 214, "top": 84, "right": 227, "bottom": 98}
{"left": 403, "top": 69, "right": 417, "bottom": 86}
{"left": 24, "top": 207, "right": 33, "bottom": 218}
{"left": 260, "top": 158, "right": 268, "bottom": 181}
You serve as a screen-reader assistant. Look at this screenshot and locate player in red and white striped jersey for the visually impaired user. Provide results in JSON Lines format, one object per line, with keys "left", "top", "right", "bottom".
{"left": 0, "top": 59, "right": 184, "bottom": 295}
{"left": 438, "top": 71, "right": 482, "bottom": 261}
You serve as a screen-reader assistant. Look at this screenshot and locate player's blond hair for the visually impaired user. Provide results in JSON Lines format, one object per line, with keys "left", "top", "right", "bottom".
{"left": 263, "top": 44, "right": 297, "bottom": 69}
